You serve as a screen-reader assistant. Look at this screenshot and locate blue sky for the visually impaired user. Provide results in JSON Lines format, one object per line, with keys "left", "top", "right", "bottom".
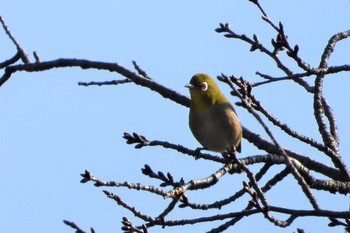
{"left": 1, "top": 1, "right": 350, "bottom": 232}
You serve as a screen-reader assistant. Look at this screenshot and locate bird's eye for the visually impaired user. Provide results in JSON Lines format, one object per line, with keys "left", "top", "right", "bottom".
{"left": 200, "top": 82, "right": 208, "bottom": 91}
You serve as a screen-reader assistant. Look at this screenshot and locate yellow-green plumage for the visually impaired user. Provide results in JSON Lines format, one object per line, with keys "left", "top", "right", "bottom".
{"left": 186, "top": 74, "right": 242, "bottom": 153}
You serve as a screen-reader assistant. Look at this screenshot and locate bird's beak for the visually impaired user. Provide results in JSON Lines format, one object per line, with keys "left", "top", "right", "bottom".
{"left": 185, "top": 83, "right": 194, "bottom": 89}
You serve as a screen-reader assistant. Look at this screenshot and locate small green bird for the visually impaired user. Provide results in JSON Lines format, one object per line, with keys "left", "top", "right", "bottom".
{"left": 186, "top": 73, "right": 242, "bottom": 153}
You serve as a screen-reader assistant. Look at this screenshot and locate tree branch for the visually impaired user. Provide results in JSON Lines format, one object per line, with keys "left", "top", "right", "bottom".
{"left": 0, "top": 16, "right": 30, "bottom": 64}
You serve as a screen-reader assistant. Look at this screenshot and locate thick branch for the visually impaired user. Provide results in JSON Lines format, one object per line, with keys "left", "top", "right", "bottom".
{"left": 313, "top": 30, "right": 350, "bottom": 179}
{"left": 1, "top": 59, "right": 190, "bottom": 108}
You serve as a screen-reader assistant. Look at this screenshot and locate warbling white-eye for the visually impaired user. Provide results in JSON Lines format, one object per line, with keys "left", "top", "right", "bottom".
{"left": 186, "top": 73, "right": 242, "bottom": 153}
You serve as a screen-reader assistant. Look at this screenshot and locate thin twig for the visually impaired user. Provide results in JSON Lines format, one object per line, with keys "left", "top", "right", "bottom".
{"left": 78, "top": 79, "right": 132, "bottom": 86}
{"left": 0, "top": 16, "right": 30, "bottom": 63}
{"left": 123, "top": 132, "right": 225, "bottom": 163}
{"left": 103, "top": 190, "right": 156, "bottom": 222}
{"left": 132, "top": 61, "right": 152, "bottom": 79}
{"left": 80, "top": 170, "right": 168, "bottom": 197}
{"left": 63, "top": 220, "right": 92, "bottom": 233}
{"left": 253, "top": 64, "right": 350, "bottom": 88}
{"left": 0, "top": 52, "right": 21, "bottom": 69}
{"left": 157, "top": 197, "right": 179, "bottom": 219}
{"left": 228, "top": 150, "right": 270, "bottom": 209}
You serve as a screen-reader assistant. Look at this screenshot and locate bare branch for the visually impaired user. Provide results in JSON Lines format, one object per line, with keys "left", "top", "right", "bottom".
{"left": 78, "top": 79, "right": 132, "bottom": 86}
{"left": 0, "top": 16, "right": 30, "bottom": 64}
{"left": 215, "top": 23, "right": 293, "bottom": 76}
{"left": 103, "top": 190, "right": 157, "bottom": 222}
{"left": 228, "top": 150, "right": 270, "bottom": 210}
{"left": 222, "top": 76, "right": 321, "bottom": 210}
{"left": 132, "top": 61, "right": 152, "bottom": 80}
{"left": 33, "top": 51, "right": 41, "bottom": 63}
{"left": 0, "top": 52, "right": 21, "bottom": 69}
{"left": 80, "top": 170, "right": 168, "bottom": 196}
{"left": 157, "top": 198, "right": 180, "bottom": 220}
{"left": 121, "top": 217, "right": 146, "bottom": 233}
{"left": 254, "top": 64, "right": 350, "bottom": 88}
{"left": 320, "top": 30, "right": 350, "bottom": 69}
{"left": 165, "top": 163, "right": 232, "bottom": 198}
{"left": 0, "top": 59, "right": 190, "bottom": 108}
{"left": 313, "top": 30, "right": 350, "bottom": 179}
{"left": 63, "top": 220, "right": 95, "bottom": 233}
{"left": 123, "top": 132, "right": 225, "bottom": 163}
{"left": 220, "top": 74, "right": 326, "bottom": 152}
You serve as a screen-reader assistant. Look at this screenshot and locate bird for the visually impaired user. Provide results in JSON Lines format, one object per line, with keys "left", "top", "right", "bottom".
{"left": 185, "top": 73, "right": 242, "bottom": 153}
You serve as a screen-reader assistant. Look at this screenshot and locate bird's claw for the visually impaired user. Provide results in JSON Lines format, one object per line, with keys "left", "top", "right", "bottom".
{"left": 193, "top": 147, "right": 207, "bottom": 160}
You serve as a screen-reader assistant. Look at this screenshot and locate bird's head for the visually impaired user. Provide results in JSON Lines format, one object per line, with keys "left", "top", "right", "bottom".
{"left": 185, "top": 74, "right": 229, "bottom": 110}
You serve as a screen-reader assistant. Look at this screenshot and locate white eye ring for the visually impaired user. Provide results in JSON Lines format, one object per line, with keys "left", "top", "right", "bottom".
{"left": 201, "top": 82, "right": 208, "bottom": 91}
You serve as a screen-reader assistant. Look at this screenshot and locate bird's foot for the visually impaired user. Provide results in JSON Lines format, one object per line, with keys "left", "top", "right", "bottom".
{"left": 224, "top": 147, "right": 243, "bottom": 174}
{"left": 193, "top": 147, "right": 207, "bottom": 160}
{"left": 223, "top": 146, "right": 237, "bottom": 160}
